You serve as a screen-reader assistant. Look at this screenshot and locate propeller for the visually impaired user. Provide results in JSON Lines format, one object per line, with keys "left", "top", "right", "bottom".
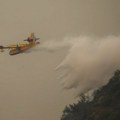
{"left": 0, "top": 46, "right": 4, "bottom": 52}
{"left": 0, "top": 45, "right": 4, "bottom": 49}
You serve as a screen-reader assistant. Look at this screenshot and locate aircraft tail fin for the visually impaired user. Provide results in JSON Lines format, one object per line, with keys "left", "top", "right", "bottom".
{"left": 29, "top": 33, "right": 40, "bottom": 41}
{"left": 30, "top": 33, "right": 35, "bottom": 40}
{"left": 24, "top": 33, "right": 40, "bottom": 42}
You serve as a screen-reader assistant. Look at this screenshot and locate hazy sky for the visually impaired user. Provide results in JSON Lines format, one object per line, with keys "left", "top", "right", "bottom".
{"left": 0, "top": 0, "right": 120, "bottom": 120}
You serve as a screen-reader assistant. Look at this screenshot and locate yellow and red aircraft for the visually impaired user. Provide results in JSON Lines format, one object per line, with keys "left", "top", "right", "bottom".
{"left": 0, "top": 33, "right": 40, "bottom": 55}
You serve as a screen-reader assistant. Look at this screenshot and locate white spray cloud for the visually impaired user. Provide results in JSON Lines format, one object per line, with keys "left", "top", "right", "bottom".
{"left": 40, "top": 35, "right": 120, "bottom": 94}
{"left": 39, "top": 37, "right": 79, "bottom": 52}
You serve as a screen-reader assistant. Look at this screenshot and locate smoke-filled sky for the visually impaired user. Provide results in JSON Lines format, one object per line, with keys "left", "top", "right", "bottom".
{"left": 0, "top": 0, "right": 120, "bottom": 120}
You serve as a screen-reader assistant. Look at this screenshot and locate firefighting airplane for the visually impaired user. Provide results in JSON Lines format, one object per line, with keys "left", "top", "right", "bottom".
{"left": 0, "top": 33, "right": 40, "bottom": 55}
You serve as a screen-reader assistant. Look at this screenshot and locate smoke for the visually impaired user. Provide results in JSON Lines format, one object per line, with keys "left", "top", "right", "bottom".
{"left": 41, "top": 35, "right": 120, "bottom": 94}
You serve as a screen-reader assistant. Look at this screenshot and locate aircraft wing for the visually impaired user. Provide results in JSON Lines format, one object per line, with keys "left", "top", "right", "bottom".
{"left": 8, "top": 45, "right": 19, "bottom": 48}
{"left": 0, "top": 45, "right": 19, "bottom": 49}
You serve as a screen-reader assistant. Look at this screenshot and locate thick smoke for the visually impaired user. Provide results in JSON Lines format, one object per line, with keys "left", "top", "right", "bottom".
{"left": 41, "top": 36, "right": 120, "bottom": 93}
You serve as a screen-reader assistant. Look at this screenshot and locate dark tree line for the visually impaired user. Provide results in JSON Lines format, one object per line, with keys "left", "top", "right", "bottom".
{"left": 61, "top": 70, "right": 120, "bottom": 120}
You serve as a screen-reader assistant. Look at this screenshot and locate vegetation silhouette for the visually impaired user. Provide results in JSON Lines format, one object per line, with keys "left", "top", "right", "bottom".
{"left": 61, "top": 70, "right": 120, "bottom": 120}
